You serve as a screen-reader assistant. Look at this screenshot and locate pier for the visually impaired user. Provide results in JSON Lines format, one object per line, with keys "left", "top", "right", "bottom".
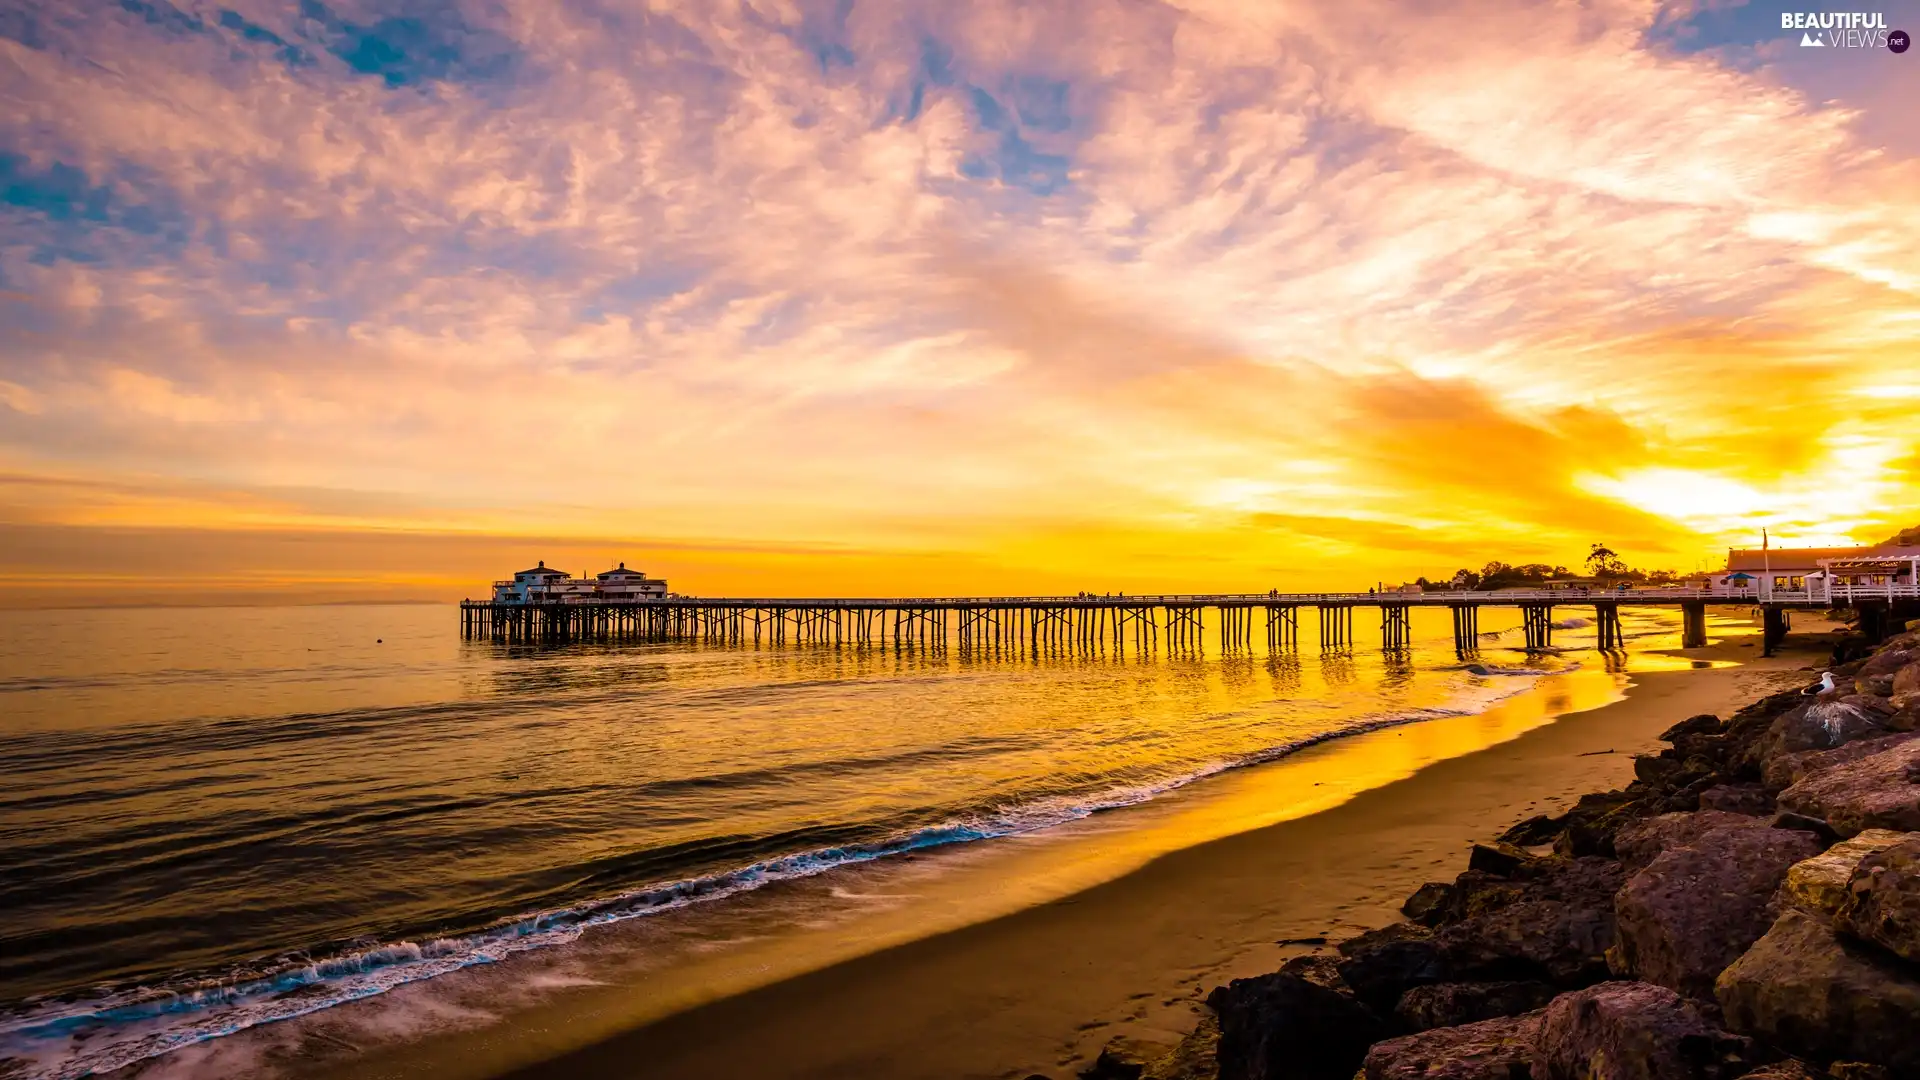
{"left": 460, "top": 581, "right": 1919, "bottom": 656}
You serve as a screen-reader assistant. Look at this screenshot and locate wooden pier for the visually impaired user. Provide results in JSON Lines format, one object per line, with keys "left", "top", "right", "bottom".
{"left": 460, "top": 583, "right": 1917, "bottom": 656}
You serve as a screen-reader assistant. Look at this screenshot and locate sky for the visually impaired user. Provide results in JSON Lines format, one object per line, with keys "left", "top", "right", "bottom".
{"left": 2, "top": 0, "right": 1918, "bottom": 605}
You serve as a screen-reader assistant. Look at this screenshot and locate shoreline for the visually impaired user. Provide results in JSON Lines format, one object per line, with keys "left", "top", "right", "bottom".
{"left": 422, "top": 627, "right": 1836, "bottom": 1080}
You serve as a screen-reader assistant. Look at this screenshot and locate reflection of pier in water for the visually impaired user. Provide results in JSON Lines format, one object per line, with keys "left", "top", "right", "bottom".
{"left": 461, "top": 583, "right": 1915, "bottom": 656}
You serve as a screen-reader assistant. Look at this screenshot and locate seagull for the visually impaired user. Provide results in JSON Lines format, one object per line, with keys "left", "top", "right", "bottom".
{"left": 1804, "top": 671, "right": 1837, "bottom": 696}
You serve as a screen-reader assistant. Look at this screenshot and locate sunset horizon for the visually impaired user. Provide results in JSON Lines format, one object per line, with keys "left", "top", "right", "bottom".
{"left": 4, "top": 0, "right": 1918, "bottom": 607}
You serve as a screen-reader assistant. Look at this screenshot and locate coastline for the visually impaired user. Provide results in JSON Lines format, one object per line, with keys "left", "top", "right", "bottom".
{"left": 344, "top": 625, "right": 1837, "bottom": 1080}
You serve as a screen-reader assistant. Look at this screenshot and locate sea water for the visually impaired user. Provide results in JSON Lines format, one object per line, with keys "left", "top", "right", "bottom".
{"left": 0, "top": 601, "right": 1706, "bottom": 1077}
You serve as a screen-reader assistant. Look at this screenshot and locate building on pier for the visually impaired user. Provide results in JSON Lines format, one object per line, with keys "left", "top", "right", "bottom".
{"left": 1724, "top": 542, "right": 1920, "bottom": 597}
{"left": 490, "top": 561, "right": 668, "bottom": 604}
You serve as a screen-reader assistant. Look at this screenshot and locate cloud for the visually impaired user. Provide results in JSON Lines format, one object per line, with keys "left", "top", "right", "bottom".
{"left": 0, "top": 0, "right": 1915, "bottom": 601}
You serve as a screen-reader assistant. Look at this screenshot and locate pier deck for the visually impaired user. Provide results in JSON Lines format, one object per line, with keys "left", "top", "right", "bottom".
{"left": 460, "top": 583, "right": 1918, "bottom": 654}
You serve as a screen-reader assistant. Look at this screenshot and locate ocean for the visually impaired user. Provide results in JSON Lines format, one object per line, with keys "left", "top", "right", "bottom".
{"left": 0, "top": 601, "right": 1710, "bottom": 1078}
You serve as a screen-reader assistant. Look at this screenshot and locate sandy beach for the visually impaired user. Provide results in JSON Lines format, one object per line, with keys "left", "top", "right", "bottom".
{"left": 399, "top": 622, "right": 1831, "bottom": 1080}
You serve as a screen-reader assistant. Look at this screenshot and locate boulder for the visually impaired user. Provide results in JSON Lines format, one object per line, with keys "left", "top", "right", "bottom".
{"left": 1754, "top": 702, "right": 1895, "bottom": 766}
{"left": 1470, "top": 843, "right": 1536, "bottom": 877}
{"left": 1085, "top": 1038, "right": 1163, "bottom": 1080}
{"left": 1777, "top": 735, "right": 1920, "bottom": 837}
{"left": 1764, "top": 731, "right": 1920, "bottom": 792}
{"left": 1715, "top": 909, "right": 1920, "bottom": 1077}
{"left": 1362, "top": 1011, "right": 1544, "bottom": 1080}
{"left": 1660, "top": 714, "right": 1726, "bottom": 743}
{"left": 1614, "top": 811, "right": 1772, "bottom": 874}
{"left": 1434, "top": 859, "right": 1625, "bottom": 988}
{"left": 1835, "top": 837, "right": 1920, "bottom": 963}
{"left": 1405, "top": 882, "right": 1455, "bottom": 927}
{"left": 1533, "top": 981, "right": 1760, "bottom": 1080}
{"left": 1737, "top": 1063, "right": 1823, "bottom": 1080}
{"left": 1336, "top": 924, "right": 1452, "bottom": 1014}
{"left": 1895, "top": 662, "right": 1920, "bottom": 698}
{"left": 1277, "top": 952, "right": 1349, "bottom": 991}
{"left": 1553, "top": 791, "right": 1651, "bottom": 858}
{"left": 1207, "top": 971, "right": 1388, "bottom": 1080}
{"left": 1779, "top": 830, "right": 1915, "bottom": 915}
{"left": 1857, "top": 647, "right": 1920, "bottom": 697}
{"left": 1396, "top": 981, "right": 1557, "bottom": 1031}
{"left": 1142, "top": 1013, "right": 1221, "bottom": 1080}
{"left": 1437, "top": 899, "right": 1615, "bottom": 989}
{"left": 1501, "top": 815, "right": 1565, "bottom": 847}
{"left": 1698, "top": 784, "right": 1774, "bottom": 816}
{"left": 1610, "top": 826, "right": 1822, "bottom": 999}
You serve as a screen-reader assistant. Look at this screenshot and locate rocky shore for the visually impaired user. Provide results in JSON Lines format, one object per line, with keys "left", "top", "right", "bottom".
{"left": 1080, "top": 626, "right": 1920, "bottom": 1080}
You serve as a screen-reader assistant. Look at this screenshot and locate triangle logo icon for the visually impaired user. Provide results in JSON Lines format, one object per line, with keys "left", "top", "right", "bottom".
{"left": 1800, "top": 31, "right": 1824, "bottom": 45}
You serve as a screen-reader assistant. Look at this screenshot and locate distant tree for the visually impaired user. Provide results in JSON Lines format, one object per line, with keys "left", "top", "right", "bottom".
{"left": 1451, "top": 568, "right": 1481, "bottom": 589}
{"left": 1587, "top": 543, "right": 1630, "bottom": 578}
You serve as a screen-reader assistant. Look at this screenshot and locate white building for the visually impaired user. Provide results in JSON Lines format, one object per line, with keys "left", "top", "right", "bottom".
{"left": 1722, "top": 543, "right": 1920, "bottom": 600}
{"left": 491, "top": 561, "right": 669, "bottom": 604}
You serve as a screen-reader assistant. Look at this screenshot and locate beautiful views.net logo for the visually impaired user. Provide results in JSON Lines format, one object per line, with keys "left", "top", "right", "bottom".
{"left": 1781, "top": 11, "right": 1908, "bottom": 50}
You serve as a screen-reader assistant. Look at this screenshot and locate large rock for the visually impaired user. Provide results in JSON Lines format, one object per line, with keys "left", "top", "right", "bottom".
{"left": 1857, "top": 647, "right": 1920, "bottom": 697}
{"left": 1533, "top": 981, "right": 1759, "bottom": 1080}
{"left": 1752, "top": 702, "right": 1896, "bottom": 769}
{"left": 1552, "top": 792, "right": 1654, "bottom": 858}
{"left": 1895, "top": 662, "right": 1920, "bottom": 698}
{"left": 1780, "top": 829, "right": 1915, "bottom": 915}
{"left": 1207, "top": 971, "right": 1388, "bottom": 1080}
{"left": 1405, "top": 882, "right": 1456, "bottom": 926}
{"left": 1738, "top": 1063, "right": 1823, "bottom": 1080}
{"left": 1435, "top": 859, "right": 1626, "bottom": 988}
{"left": 1610, "top": 826, "right": 1822, "bottom": 999}
{"left": 1764, "top": 731, "right": 1918, "bottom": 794}
{"left": 1777, "top": 735, "right": 1920, "bottom": 837}
{"left": 1396, "top": 981, "right": 1557, "bottom": 1031}
{"left": 1715, "top": 909, "right": 1920, "bottom": 1077}
{"left": 1613, "top": 811, "right": 1772, "bottom": 874}
{"left": 1336, "top": 924, "right": 1452, "bottom": 1014}
{"left": 1836, "top": 837, "right": 1920, "bottom": 963}
{"left": 1362, "top": 1011, "right": 1543, "bottom": 1080}
{"left": 1698, "top": 784, "right": 1774, "bottom": 816}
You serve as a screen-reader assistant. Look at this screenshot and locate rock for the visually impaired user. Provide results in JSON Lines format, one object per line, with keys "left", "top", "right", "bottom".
{"left": 1470, "top": 843, "right": 1535, "bottom": 877}
{"left": 1278, "top": 952, "right": 1349, "bottom": 992}
{"left": 1896, "top": 662, "right": 1920, "bottom": 698}
{"left": 1429, "top": 858, "right": 1625, "bottom": 989}
{"left": 1780, "top": 830, "right": 1915, "bottom": 915}
{"left": 1533, "top": 981, "right": 1760, "bottom": 1080}
{"left": 1771, "top": 811, "right": 1841, "bottom": 843}
{"left": 1437, "top": 899, "right": 1615, "bottom": 989}
{"left": 1764, "top": 731, "right": 1920, "bottom": 793}
{"left": 1636, "top": 753, "right": 1688, "bottom": 787}
{"left": 1501, "top": 815, "right": 1564, "bottom": 847}
{"left": 1084, "top": 1038, "right": 1161, "bottom": 1079}
{"left": 1737, "top": 1062, "right": 1823, "bottom": 1080}
{"left": 1405, "top": 882, "right": 1456, "bottom": 927}
{"left": 1661, "top": 714, "right": 1726, "bottom": 743}
{"left": 1553, "top": 791, "right": 1651, "bottom": 858}
{"left": 1835, "top": 837, "right": 1920, "bottom": 963}
{"left": 1829, "top": 1065, "right": 1893, "bottom": 1080}
{"left": 1336, "top": 924, "right": 1452, "bottom": 1014}
{"left": 1716, "top": 909, "right": 1920, "bottom": 1077}
{"left": 1777, "top": 734, "right": 1920, "bottom": 837}
{"left": 1613, "top": 811, "right": 1771, "bottom": 874}
{"left": 1758, "top": 701, "right": 1897, "bottom": 762}
{"left": 1610, "top": 825, "right": 1822, "bottom": 998}
{"left": 1395, "top": 981, "right": 1557, "bottom": 1031}
{"left": 1142, "top": 1013, "right": 1220, "bottom": 1080}
{"left": 1698, "top": 784, "right": 1774, "bottom": 816}
{"left": 1207, "top": 971, "right": 1388, "bottom": 1080}
{"left": 1362, "top": 1011, "right": 1543, "bottom": 1080}
{"left": 1857, "top": 647, "right": 1919, "bottom": 696}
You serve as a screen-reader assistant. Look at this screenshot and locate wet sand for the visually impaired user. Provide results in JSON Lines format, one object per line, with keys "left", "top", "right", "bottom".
{"left": 465, "top": 629, "right": 1833, "bottom": 1080}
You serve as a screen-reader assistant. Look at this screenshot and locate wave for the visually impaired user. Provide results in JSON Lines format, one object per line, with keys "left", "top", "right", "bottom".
{"left": 0, "top": 680, "right": 1551, "bottom": 1080}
